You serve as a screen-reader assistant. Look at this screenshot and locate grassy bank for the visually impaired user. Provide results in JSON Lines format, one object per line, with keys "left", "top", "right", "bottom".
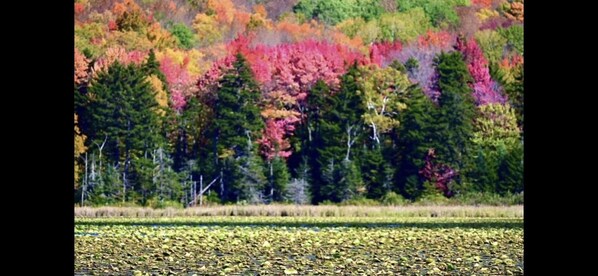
{"left": 75, "top": 204, "right": 523, "bottom": 218}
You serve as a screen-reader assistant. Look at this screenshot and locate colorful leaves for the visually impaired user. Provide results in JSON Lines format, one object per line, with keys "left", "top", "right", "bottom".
{"left": 361, "top": 66, "right": 410, "bottom": 142}
{"left": 192, "top": 13, "right": 222, "bottom": 47}
{"left": 91, "top": 46, "right": 147, "bottom": 78}
{"left": 419, "top": 148, "right": 456, "bottom": 197}
{"left": 455, "top": 36, "right": 506, "bottom": 105}
{"left": 159, "top": 56, "right": 199, "bottom": 112}
{"left": 472, "top": 103, "right": 520, "bottom": 149}
{"left": 75, "top": 48, "right": 90, "bottom": 85}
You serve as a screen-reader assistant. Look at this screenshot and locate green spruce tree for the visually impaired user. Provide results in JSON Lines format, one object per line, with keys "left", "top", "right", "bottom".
{"left": 86, "top": 62, "right": 163, "bottom": 203}
{"left": 206, "top": 53, "right": 266, "bottom": 202}
{"left": 433, "top": 51, "right": 476, "bottom": 194}
{"left": 395, "top": 85, "right": 440, "bottom": 200}
{"left": 317, "top": 63, "right": 366, "bottom": 202}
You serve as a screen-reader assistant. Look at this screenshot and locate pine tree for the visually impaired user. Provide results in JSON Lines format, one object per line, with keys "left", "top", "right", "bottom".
{"left": 395, "top": 85, "right": 440, "bottom": 199}
{"left": 173, "top": 96, "right": 209, "bottom": 172}
{"left": 143, "top": 49, "right": 163, "bottom": 78}
{"left": 86, "top": 61, "right": 163, "bottom": 202}
{"left": 362, "top": 147, "right": 387, "bottom": 199}
{"left": 268, "top": 156, "right": 290, "bottom": 202}
{"left": 288, "top": 80, "right": 329, "bottom": 203}
{"left": 503, "top": 66, "right": 524, "bottom": 128}
{"left": 317, "top": 63, "right": 366, "bottom": 202}
{"left": 497, "top": 142, "right": 523, "bottom": 195}
{"left": 433, "top": 51, "right": 476, "bottom": 193}
{"left": 468, "top": 146, "right": 500, "bottom": 193}
{"left": 206, "top": 53, "right": 266, "bottom": 202}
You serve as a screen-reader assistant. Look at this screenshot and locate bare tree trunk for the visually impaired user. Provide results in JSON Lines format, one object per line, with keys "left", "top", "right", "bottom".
{"left": 81, "top": 152, "right": 88, "bottom": 206}
{"left": 269, "top": 161, "right": 274, "bottom": 201}
{"left": 90, "top": 154, "right": 96, "bottom": 183}
{"left": 369, "top": 119, "right": 380, "bottom": 145}
{"left": 199, "top": 175, "right": 203, "bottom": 207}
{"left": 159, "top": 148, "right": 164, "bottom": 202}
{"left": 345, "top": 126, "right": 353, "bottom": 161}
{"left": 95, "top": 134, "right": 107, "bottom": 179}
{"left": 122, "top": 170, "right": 126, "bottom": 204}
{"left": 220, "top": 170, "right": 224, "bottom": 198}
{"left": 191, "top": 175, "right": 194, "bottom": 207}
{"left": 183, "top": 178, "right": 187, "bottom": 209}
{"left": 190, "top": 176, "right": 219, "bottom": 207}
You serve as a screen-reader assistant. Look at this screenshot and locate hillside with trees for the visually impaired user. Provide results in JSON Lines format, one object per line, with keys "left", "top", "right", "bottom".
{"left": 74, "top": 0, "right": 524, "bottom": 207}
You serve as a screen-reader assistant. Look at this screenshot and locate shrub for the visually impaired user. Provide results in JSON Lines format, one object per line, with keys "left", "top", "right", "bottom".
{"left": 381, "top": 191, "right": 409, "bottom": 206}
{"left": 452, "top": 191, "right": 524, "bottom": 205}
{"left": 340, "top": 196, "right": 382, "bottom": 206}
{"left": 146, "top": 198, "right": 184, "bottom": 209}
{"left": 170, "top": 23, "right": 196, "bottom": 49}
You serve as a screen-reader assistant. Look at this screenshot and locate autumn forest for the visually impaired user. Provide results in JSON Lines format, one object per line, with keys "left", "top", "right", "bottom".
{"left": 74, "top": 0, "right": 524, "bottom": 207}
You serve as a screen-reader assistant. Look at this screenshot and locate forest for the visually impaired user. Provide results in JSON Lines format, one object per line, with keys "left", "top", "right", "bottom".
{"left": 74, "top": 0, "right": 524, "bottom": 207}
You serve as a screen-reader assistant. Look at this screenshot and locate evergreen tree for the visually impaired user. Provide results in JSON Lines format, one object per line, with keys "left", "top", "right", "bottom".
{"left": 395, "top": 85, "right": 440, "bottom": 199}
{"left": 268, "top": 156, "right": 290, "bottom": 202}
{"left": 362, "top": 147, "right": 388, "bottom": 199}
{"left": 206, "top": 53, "right": 265, "bottom": 202}
{"left": 468, "top": 146, "right": 500, "bottom": 193}
{"left": 173, "top": 96, "right": 209, "bottom": 172}
{"left": 143, "top": 49, "right": 163, "bottom": 78}
{"left": 497, "top": 142, "right": 523, "bottom": 195}
{"left": 317, "top": 63, "right": 367, "bottom": 202}
{"left": 86, "top": 62, "right": 163, "bottom": 202}
{"left": 504, "top": 67, "right": 524, "bottom": 128}
{"left": 288, "top": 80, "right": 329, "bottom": 203}
{"left": 433, "top": 51, "right": 476, "bottom": 194}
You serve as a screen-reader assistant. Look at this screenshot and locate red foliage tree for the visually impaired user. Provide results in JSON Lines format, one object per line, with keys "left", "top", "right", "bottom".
{"left": 197, "top": 36, "right": 369, "bottom": 158}
{"left": 472, "top": 0, "right": 492, "bottom": 8}
{"left": 455, "top": 36, "right": 506, "bottom": 105}
{"left": 160, "top": 56, "right": 199, "bottom": 112}
{"left": 417, "top": 30, "right": 453, "bottom": 49}
{"left": 91, "top": 47, "right": 147, "bottom": 78}
{"left": 419, "top": 148, "right": 456, "bottom": 197}
{"left": 75, "top": 3, "right": 85, "bottom": 15}
{"left": 370, "top": 41, "right": 402, "bottom": 67}
{"left": 75, "top": 48, "right": 90, "bottom": 85}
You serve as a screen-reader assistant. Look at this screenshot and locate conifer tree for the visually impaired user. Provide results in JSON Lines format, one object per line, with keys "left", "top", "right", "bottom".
{"left": 433, "top": 51, "right": 476, "bottom": 193}
{"left": 86, "top": 62, "right": 163, "bottom": 202}
{"left": 395, "top": 85, "right": 440, "bottom": 199}
{"left": 317, "top": 63, "right": 367, "bottom": 202}
{"left": 206, "top": 53, "right": 265, "bottom": 202}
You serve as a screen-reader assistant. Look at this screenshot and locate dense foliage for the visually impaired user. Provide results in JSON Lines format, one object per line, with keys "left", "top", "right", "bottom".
{"left": 75, "top": 0, "right": 523, "bottom": 206}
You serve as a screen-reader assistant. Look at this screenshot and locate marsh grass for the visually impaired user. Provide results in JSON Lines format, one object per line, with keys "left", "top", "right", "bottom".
{"left": 75, "top": 204, "right": 523, "bottom": 218}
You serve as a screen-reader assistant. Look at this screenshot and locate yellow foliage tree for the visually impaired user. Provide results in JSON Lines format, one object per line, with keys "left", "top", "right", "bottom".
{"left": 207, "top": 0, "right": 235, "bottom": 25}
{"left": 146, "top": 22, "right": 178, "bottom": 50}
{"left": 335, "top": 17, "right": 366, "bottom": 39}
{"left": 476, "top": 8, "right": 499, "bottom": 22}
{"left": 107, "top": 30, "right": 154, "bottom": 51}
{"left": 193, "top": 13, "right": 222, "bottom": 46}
{"left": 247, "top": 12, "right": 269, "bottom": 31}
{"left": 360, "top": 66, "right": 410, "bottom": 145}
{"left": 74, "top": 114, "right": 87, "bottom": 188}
{"left": 147, "top": 75, "right": 168, "bottom": 116}
{"left": 156, "top": 48, "right": 207, "bottom": 77}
